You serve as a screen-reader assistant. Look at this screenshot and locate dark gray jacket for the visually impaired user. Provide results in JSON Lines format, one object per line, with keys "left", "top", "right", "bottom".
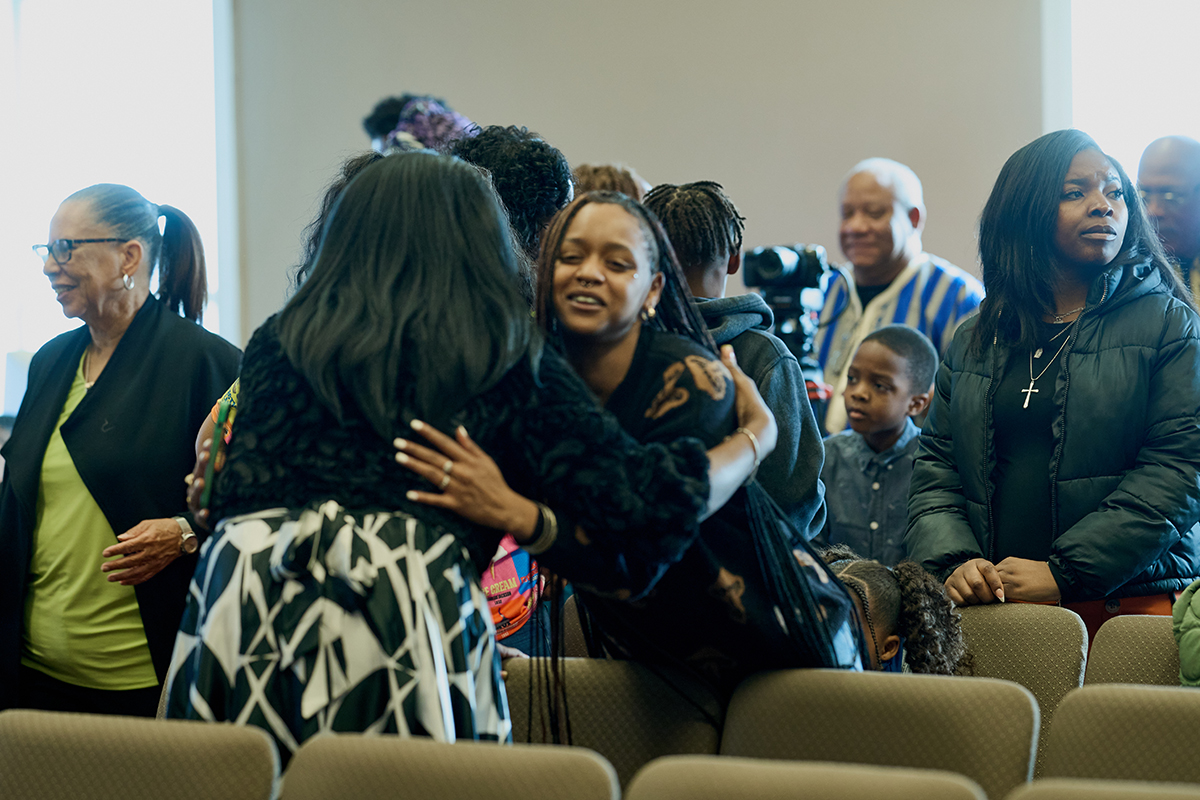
{"left": 907, "top": 262, "right": 1200, "bottom": 602}
{"left": 698, "top": 294, "right": 826, "bottom": 540}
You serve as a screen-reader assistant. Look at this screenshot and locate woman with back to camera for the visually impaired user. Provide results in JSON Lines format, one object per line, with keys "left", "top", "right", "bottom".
{"left": 0, "top": 185, "right": 240, "bottom": 715}
{"left": 906, "top": 129, "right": 1200, "bottom": 639}
{"left": 399, "top": 191, "right": 862, "bottom": 695}
{"left": 168, "top": 152, "right": 777, "bottom": 759}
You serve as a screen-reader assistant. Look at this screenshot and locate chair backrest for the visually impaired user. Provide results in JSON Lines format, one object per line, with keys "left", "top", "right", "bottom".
{"left": 280, "top": 734, "right": 618, "bottom": 800}
{"left": 504, "top": 657, "right": 721, "bottom": 788}
{"left": 720, "top": 669, "right": 1038, "bottom": 800}
{"left": 1007, "top": 778, "right": 1200, "bottom": 800}
{"left": 957, "top": 604, "right": 1087, "bottom": 775}
{"left": 0, "top": 709, "right": 277, "bottom": 800}
{"left": 1041, "top": 684, "right": 1200, "bottom": 783}
{"left": 1084, "top": 615, "right": 1180, "bottom": 686}
{"left": 562, "top": 593, "right": 590, "bottom": 658}
{"left": 625, "top": 755, "right": 986, "bottom": 800}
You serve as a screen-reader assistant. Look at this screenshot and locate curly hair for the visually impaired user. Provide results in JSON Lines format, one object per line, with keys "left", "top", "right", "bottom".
{"left": 448, "top": 126, "right": 573, "bottom": 261}
{"left": 572, "top": 163, "right": 649, "bottom": 200}
{"left": 820, "top": 546, "right": 969, "bottom": 675}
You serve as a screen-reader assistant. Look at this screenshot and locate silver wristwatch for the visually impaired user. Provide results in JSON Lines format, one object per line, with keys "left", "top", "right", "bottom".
{"left": 175, "top": 516, "right": 199, "bottom": 555}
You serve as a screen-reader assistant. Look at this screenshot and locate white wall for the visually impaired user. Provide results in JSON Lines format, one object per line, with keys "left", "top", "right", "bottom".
{"left": 226, "top": 0, "right": 1067, "bottom": 341}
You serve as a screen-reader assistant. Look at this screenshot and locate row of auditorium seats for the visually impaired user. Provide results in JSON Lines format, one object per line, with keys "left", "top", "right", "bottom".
{"left": 0, "top": 610, "right": 1188, "bottom": 799}
{"left": 3, "top": 692, "right": 1200, "bottom": 800}
{"left": 560, "top": 601, "right": 1181, "bottom": 775}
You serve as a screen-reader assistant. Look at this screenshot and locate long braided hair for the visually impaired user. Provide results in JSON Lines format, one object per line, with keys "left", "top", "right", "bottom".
{"left": 822, "top": 545, "right": 970, "bottom": 675}
{"left": 642, "top": 181, "right": 745, "bottom": 272}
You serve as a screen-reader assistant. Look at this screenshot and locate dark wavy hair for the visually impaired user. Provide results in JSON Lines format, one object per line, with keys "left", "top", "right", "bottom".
{"left": 276, "top": 151, "right": 541, "bottom": 438}
{"left": 291, "top": 151, "right": 386, "bottom": 291}
{"left": 643, "top": 181, "right": 745, "bottom": 274}
{"left": 822, "top": 545, "right": 969, "bottom": 675}
{"left": 534, "top": 191, "right": 714, "bottom": 351}
{"left": 448, "top": 126, "right": 573, "bottom": 261}
{"left": 67, "top": 184, "right": 207, "bottom": 323}
{"left": 972, "top": 128, "right": 1189, "bottom": 355}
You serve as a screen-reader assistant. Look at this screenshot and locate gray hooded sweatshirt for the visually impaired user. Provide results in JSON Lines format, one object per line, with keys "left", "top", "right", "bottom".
{"left": 697, "top": 293, "right": 826, "bottom": 540}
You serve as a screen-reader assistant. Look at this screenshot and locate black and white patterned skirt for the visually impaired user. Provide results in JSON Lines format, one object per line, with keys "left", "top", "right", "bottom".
{"left": 164, "top": 501, "right": 510, "bottom": 760}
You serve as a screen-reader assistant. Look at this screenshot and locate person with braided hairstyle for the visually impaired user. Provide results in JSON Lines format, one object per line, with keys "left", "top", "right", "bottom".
{"left": 644, "top": 181, "right": 825, "bottom": 540}
{"left": 821, "top": 544, "right": 969, "bottom": 674}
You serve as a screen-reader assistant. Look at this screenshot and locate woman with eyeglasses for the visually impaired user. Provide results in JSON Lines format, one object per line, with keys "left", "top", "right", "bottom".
{"left": 0, "top": 185, "right": 240, "bottom": 716}
{"left": 906, "top": 130, "right": 1200, "bottom": 640}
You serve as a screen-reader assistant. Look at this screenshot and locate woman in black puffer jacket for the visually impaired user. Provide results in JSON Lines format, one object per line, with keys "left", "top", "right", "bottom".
{"left": 906, "top": 129, "right": 1200, "bottom": 640}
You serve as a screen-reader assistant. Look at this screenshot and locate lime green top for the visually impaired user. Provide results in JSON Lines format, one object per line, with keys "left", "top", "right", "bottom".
{"left": 21, "top": 352, "right": 157, "bottom": 690}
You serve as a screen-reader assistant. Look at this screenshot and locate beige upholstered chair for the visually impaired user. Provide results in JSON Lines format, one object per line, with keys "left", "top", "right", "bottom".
{"left": 625, "top": 755, "right": 986, "bottom": 800}
{"left": 1084, "top": 615, "right": 1180, "bottom": 686}
{"left": 1041, "top": 684, "right": 1200, "bottom": 784}
{"left": 957, "top": 603, "right": 1087, "bottom": 774}
{"left": 1007, "top": 779, "right": 1200, "bottom": 800}
{"left": 280, "top": 734, "right": 618, "bottom": 800}
{"left": 504, "top": 657, "right": 721, "bottom": 788}
{"left": 0, "top": 709, "right": 277, "bottom": 800}
{"left": 561, "top": 593, "right": 591, "bottom": 658}
{"left": 720, "top": 669, "right": 1038, "bottom": 800}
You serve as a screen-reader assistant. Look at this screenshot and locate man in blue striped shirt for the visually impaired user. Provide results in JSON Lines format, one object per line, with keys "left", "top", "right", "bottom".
{"left": 814, "top": 158, "right": 983, "bottom": 433}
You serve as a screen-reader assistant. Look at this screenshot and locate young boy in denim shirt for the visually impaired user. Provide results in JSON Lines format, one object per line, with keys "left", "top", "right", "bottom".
{"left": 818, "top": 325, "right": 937, "bottom": 565}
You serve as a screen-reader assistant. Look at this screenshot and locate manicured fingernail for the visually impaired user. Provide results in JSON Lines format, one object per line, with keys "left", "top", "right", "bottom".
{"left": 457, "top": 425, "right": 467, "bottom": 437}
{"left": 394, "top": 438, "right": 407, "bottom": 449}
{"left": 396, "top": 452, "right": 409, "bottom": 464}
{"left": 406, "top": 490, "right": 419, "bottom": 501}
{"left": 410, "top": 419, "right": 425, "bottom": 431}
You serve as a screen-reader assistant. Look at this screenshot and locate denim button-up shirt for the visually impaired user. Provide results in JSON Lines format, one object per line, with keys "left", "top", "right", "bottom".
{"left": 818, "top": 418, "right": 920, "bottom": 566}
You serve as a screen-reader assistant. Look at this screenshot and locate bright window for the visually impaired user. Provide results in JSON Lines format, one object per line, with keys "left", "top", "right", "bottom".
{"left": 1071, "top": 0, "right": 1200, "bottom": 174}
{"left": 0, "top": 0, "right": 221, "bottom": 414}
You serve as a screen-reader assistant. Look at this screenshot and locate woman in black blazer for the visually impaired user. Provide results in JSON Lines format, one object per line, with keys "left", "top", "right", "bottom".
{"left": 0, "top": 184, "right": 239, "bottom": 715}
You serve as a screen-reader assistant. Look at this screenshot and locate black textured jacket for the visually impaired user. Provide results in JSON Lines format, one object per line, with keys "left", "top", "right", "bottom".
{"left": 906, "top": 261, "right": 1200, "bottom": 602}
{"left": 0, "top": 298, "right": 241, "bottom": 707}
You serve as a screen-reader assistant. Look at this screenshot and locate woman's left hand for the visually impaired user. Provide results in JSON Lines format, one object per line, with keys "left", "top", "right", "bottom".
{"left": 995, "top": 557, "right": 1061, "bottom": 603}
{"left": 100, "top": 518, "right": 182, "bottom": 586}
{"left": 395, "top": 420, "right": 540, "bottom": 540}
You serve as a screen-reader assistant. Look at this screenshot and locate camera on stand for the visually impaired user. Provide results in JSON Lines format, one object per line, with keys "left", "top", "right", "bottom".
{"left": 741, "top": 244, "right": 832, "bottom": 430}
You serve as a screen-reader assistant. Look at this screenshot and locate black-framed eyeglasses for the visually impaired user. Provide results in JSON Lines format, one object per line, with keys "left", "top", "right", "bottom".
{"left": 33, "top": 238, "right": 129, "bottom": 266}
{"left": 1138, "top": 184, "right": 1200, "bottom": 207}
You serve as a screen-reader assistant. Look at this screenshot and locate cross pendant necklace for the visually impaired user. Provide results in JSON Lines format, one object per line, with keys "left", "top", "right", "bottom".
{"left": 1024, "top": 325, "right": 1075, "bottom": 408}
{"left": 1021, "top": 380, "right": 1038, "bottom": 408}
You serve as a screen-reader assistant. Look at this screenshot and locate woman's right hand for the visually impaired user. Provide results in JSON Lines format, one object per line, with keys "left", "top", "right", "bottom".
{"left": 722, "top": 345, "right": 777, "bottom": 459}
{"left": 945, "top": 558, "right": 1006, "bottom": 605}
{"left": 395, "top": 420, "right": 540, "bottom": 542}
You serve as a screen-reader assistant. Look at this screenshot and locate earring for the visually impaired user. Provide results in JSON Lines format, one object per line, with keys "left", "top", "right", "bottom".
{"left": 123, "top": 273, "right": 134, "bottom": 291}
{"left": 641, "top": 306, "right": 656, "bottom": 322}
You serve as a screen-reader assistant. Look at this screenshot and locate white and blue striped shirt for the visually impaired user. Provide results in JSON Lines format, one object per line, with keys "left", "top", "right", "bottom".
{"left": 814, "top": 252, "right": 983, "bottom": 432}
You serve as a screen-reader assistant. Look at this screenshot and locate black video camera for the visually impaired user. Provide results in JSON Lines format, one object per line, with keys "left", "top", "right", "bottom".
{"left": 742, "top": 244, "right": 833, "bottom": 430}
{"left": 742, "top": 244, "right": 829, "bottom": 290}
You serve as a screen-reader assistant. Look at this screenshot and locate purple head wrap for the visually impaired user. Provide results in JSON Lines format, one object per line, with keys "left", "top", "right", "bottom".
{"left": 383, "top": 97, "right": 477, "bottom": 153}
